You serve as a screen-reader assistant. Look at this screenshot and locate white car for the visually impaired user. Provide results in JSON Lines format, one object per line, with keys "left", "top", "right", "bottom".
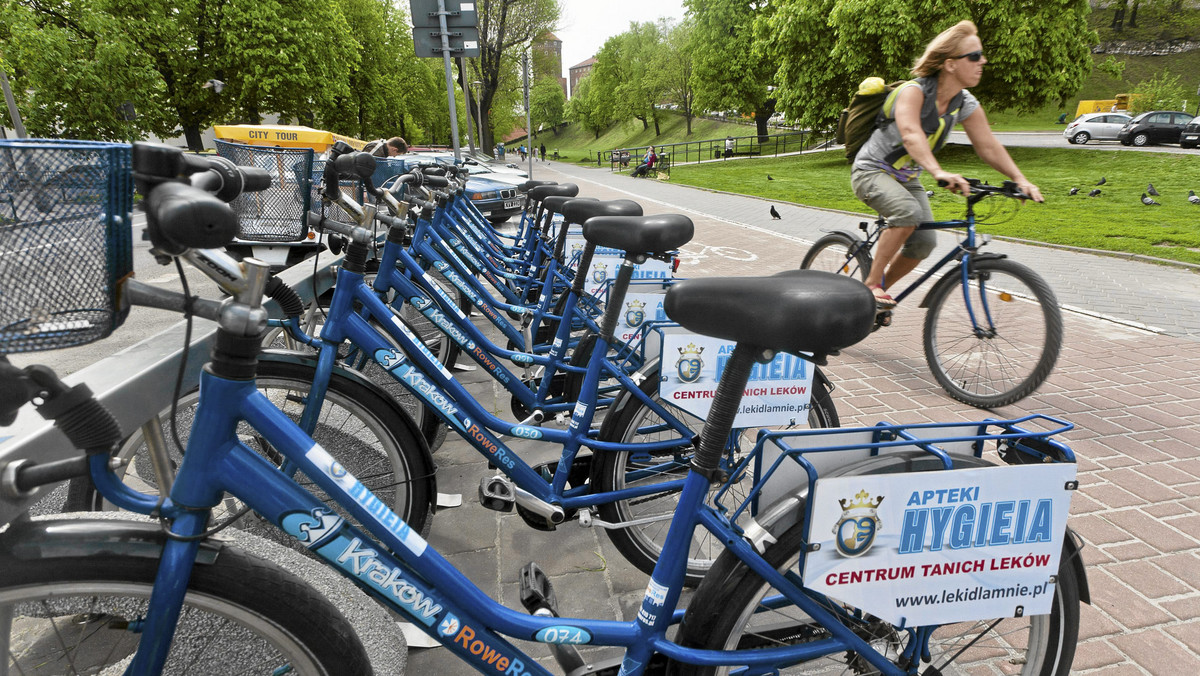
{"left": 1063, "top": 112, "right": 1131, "bottom": 145}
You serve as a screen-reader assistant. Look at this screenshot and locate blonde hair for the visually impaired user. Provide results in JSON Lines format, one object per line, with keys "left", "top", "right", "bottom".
{"left": 912, "top": 20, "right": 978, "bottom": 78}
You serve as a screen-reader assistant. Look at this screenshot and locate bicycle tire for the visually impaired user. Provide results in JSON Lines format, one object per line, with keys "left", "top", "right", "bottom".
{"left": 672, "top": 520, "right": 1080, "bottom": 675}
{"left": 592, "top": 365, "right": 838, "bottom": 585}
{"left": 70, "top": 359, "right": 433, "bottom": 538}
{"left": 0, "top": 537, "right": 373, "bottom": 675}
{"left": 922, "top": 257, "right": 1062, "bottom": 408}
{"left": 799, "top": 232, "right": 872, "bottom": 281}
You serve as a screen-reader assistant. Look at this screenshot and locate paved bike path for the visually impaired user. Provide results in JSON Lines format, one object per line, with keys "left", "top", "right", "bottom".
{"left": 410, "top": 160, "right": 1200, "bottom": 675}
{"left": 545, "top": 161, "right": 1200, "bottom": 340}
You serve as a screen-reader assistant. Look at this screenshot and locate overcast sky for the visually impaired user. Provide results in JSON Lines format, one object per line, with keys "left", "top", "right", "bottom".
{"left": 553, "top": 0, "right": 687, "bottom": 75}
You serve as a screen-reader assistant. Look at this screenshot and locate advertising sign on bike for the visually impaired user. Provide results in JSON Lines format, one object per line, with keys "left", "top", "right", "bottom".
{"left": 658, "top": 329, "right": 816, "bottom": 427}
{"left": 803, "top": 463, "right": 1075, "bottom": 625}
{"left": 563, "top": 232, "right": 675, "bottom": 298}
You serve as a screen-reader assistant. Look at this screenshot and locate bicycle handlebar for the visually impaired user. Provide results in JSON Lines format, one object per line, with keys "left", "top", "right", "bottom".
{"left": 935, "top": 178, "right": 1029, "bottom": 201}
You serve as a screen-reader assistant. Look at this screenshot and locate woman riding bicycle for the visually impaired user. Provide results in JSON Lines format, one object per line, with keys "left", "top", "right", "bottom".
{"left": 851, "top": 20, "right": 1044, "bottom": 311}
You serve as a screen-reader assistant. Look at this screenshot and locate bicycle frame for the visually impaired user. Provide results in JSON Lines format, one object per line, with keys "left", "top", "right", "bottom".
{"left": 87, "top": 363, "right": 930, "bottom": 676}
{"left": 298, "top": 261, "right": 697, "bottom": 511}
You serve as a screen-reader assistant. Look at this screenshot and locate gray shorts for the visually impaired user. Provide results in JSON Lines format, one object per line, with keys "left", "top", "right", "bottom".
{"left": 850, "top": 169, "right": 937, "bottom": 260}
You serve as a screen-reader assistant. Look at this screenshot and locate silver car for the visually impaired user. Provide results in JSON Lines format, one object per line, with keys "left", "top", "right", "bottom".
{"left": 1063, "top": 112, "right": 1131, "bottom": 145}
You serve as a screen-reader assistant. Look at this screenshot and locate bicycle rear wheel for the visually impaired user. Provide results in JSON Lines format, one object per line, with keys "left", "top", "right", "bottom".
{"left": 672, "top": 520, "right": 1080, "bottom": 675}
{"left": 922, "top": 258, "right": 1062, "bottom": 408}
{"left": 0, "top": 537, "right": 372, "bottom": 675}
{"left": 799, "top": 232, "right": 872, "bottom": 281}
{"left": 592, "top": 366, "right": 839, "bottom": 585}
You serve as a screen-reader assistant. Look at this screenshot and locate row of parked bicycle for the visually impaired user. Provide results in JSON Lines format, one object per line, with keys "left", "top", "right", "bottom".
{"left": 0, "top": 137, "right": 1084, "bottom": 675}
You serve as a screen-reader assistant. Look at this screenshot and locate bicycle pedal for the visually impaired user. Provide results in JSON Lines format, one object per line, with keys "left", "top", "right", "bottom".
{"left": 518, "top": 562, "right": 559, "bottom": 615}
{"left": 520, "top": 561, "right": 587, "bottom": 673}
{"left": 478, "top": 475, "right": 515, "bottom": 512}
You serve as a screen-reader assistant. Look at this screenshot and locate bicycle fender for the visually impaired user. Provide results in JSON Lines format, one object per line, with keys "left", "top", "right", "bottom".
{"left": 1, "top": 515, "right": 223, "bottom": 564}
{"left": 258, "top": 350, "right": 439, "bottom": 507}
{"left": 1063, "top": 525, "right": 1092, "bottom": 604}
{"left": 917, "top": 252, "right": 1008, "bottom": 309}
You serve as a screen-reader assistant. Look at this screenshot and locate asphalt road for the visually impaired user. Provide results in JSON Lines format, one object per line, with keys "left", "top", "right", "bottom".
{"left": 950, "top": 130, "right": 1199, "bottom": 154}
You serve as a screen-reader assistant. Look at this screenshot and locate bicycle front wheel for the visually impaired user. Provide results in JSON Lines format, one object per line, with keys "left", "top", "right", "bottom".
{"left": 0, "top": 541, "right": 372, "bottom": 675}
{"left": 922, "top": 258, "right": 1063, "bottom": 408}
{"left": 673, "top": 521, "right": 1080, "bottom": 675}
{"left": 799, "top": 232, "right": 872, "bottom": 281}
{"left": 593, "top": 367, "right": 839, "bottom": 585}
{"left": 71, "top": 359, "right": 432, "bottom": 538}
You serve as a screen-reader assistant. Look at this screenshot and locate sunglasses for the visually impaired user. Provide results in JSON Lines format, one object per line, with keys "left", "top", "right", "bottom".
{"left": 953, "top": 50, "right": 984, "bottom": 62}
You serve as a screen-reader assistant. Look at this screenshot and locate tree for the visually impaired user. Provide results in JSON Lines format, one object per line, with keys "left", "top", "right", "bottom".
{"left": 1129, "top": 69, "right": 1187, "bottom": 114}
{"left": 0, "top": 1, "right": 166, "bottom": 141}
{"left": 457, "top": 0, "right": 560, "bottom": 152}
{"left": 650, "top": 18, "right": 697, "bottom": 134}
{"left": 565, "top": 75, "right": 611, "bottom": 139}
{"left": 2, "top": 0, "right": 359, "bottom": 149}
{"left": 759, "top": 0, "right": 1097, "bottom": 132}
{"left": 589, "top": 22, "right": 665, "bottom": 135}
{"left": 530, "top": 75, "right": 565, "bottom": 136}
{"left": 687, "top": 0, "right": 776, "bottom": 142}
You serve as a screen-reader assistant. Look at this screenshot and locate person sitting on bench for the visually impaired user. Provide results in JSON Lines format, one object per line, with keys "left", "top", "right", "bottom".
{"left": 632, "top": 146, "right": 657, "bottom": 177}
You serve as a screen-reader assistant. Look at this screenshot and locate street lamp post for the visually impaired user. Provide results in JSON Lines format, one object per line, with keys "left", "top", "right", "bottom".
{"left": 471, "top": 80, "right": 484, "bottom": 153}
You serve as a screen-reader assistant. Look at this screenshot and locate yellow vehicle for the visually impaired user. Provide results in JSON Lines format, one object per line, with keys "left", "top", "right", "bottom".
{"left": 213, "top": 124, "right": 366, "bottom": 152}
{"left": 1073, "top": 94, "right": 1130, "bottom": 119}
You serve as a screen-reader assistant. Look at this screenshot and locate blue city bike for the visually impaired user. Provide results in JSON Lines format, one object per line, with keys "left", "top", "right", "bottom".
{"left": 1, "top": 139, "right": 1087, "bottom": 675}
{"left": 800, "top": 180, "right": 1063, "bottom": 409}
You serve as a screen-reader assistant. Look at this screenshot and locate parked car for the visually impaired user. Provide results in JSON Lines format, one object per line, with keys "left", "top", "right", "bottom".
{"left": 1062, "top": 112, "right": 1131, "bottom": 145}
{"left": 465, "top": 174, "right": 522, "bottom": 225}
{"left": 1118, "top": 111, "right": 1195, "bottom": 146}
{"left": 1180, "top": 119, "right": 1200, "bottom": 149}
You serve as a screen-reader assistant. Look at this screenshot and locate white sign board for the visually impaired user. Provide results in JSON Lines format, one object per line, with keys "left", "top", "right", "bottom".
{"left": 612, "top": 289, "right": 668, "bottom": 347}
{"left": 803, "top": 463, "right": 1075, "bottom": 626}
{"left": 562, "top": 232, "right": 673, "bottom": 298}
{"left": 659, "top": 331, "right": 816, "bottom": 428}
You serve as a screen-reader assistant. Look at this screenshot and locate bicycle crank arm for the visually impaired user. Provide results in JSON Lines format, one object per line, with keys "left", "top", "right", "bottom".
{"left": 576, "top": 510, "right": 672, "bottom": 530}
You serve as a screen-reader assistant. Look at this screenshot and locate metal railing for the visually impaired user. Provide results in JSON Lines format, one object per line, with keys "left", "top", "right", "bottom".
{"left": 602, "top": 129, "right": 837, "bottom": 178}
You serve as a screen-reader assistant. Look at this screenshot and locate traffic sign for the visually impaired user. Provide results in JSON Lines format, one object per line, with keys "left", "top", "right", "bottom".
{"left": 412, "top": 25, "right": 480, "bottom": 58}
{"left": 409, "top": 0, "right": 477, "bottom": 28}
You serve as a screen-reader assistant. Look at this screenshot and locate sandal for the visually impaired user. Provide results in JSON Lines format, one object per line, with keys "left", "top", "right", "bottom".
{"left": 868, "top": 284, "right": 897, "bottom": 309}
{"left": 873, "top": 310, "right": 893, "bottom": 332}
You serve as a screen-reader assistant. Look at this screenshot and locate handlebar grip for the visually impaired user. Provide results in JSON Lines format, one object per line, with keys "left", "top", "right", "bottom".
{"left": 424, "top": 175, "right": 449, "bottom": 188}
{"left": 334, "top": 152, "right": 377, "bottom": 180}
{"left": 422, "top": 167, "right": 447, "bottom": 177}
{"left": 146, "top": 182, "right": 239, "bottom": 254}
{"left": 240, "top": 167, "right": 272, "bottom": 192}
{"left": 936, "top": 179, "right": 948, "bottom": 187}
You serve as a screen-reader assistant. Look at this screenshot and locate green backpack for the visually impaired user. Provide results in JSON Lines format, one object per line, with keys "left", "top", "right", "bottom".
{"left": 835, "top": 77, "right": 916, "bottom": 162}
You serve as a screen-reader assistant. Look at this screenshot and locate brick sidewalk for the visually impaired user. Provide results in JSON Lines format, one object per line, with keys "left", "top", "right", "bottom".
{"left": 409, "top": 163, "right": 1200, "bottom": 675}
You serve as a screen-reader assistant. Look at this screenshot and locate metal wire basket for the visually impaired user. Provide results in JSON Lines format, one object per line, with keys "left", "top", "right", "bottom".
{"left": 215, "top": 140, "right": 312, "bottom": 242}
{"left": 0, "top": 139, "right": 133, "bottom": 354}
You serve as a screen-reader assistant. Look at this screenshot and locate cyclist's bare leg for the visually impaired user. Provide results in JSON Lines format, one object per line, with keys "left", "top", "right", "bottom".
{"left": 865, "top": 225, "right": 916, "bottom": 290}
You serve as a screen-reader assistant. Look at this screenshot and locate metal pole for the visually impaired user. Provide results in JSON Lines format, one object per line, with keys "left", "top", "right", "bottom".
{"left": 1, "top": 70, "right": 27, "bottom": 138}
{"left": 458, "top": 57, "right": 477, "bottom": 155}
{"left": 523, "top": 49, "right": 533, "bottom": 177}
{"left": 437, "top": 0, "right": 462, "bottom": 161}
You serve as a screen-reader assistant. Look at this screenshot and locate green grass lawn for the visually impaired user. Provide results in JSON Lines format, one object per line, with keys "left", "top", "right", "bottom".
{"left": 667, "top": 145, "right": 1200, "bottom": 265}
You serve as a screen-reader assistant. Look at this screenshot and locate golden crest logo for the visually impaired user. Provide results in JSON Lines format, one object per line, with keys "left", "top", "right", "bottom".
{"left": 624, "top": 299, "right": 646, "bottom": 328}
{"left": 675, "top": 342, "right": 704, "bottom": 384}
{"left": 592, "top": 262, "right": 608, "bottom": 284}
{"left": 833, "top": 490, "right": 884, "bottom": 558}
